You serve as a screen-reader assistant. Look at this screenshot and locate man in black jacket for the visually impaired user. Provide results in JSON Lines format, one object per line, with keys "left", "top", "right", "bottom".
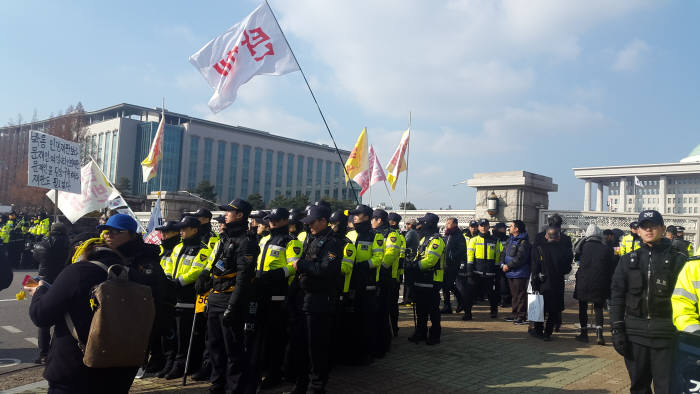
{"left": 287, "top": 205, "right": 343, "bottom": 394}
{"left": 441, "top": 218, "right": 465, "bottom": 314}
{"left": 31, "top": 223, "right": 71, "bottom": 363}
{"left": 610, "top": 210, "right": 686, "bottom": 394}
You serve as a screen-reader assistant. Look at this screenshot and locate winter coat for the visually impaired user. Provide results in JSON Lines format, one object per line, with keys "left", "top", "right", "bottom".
{"left": 0, "top": 245, "right": 11, "bottom": 290}
{"left": 444, "top": 228, "right": 467, "bottom": 267}
{"left": 573, "top": 236, "right": 615, "bottom": 303}
{"left": 33, "top": 230, "right": 71, "bottom": 283}
{"left": 501, "top": 232, "right": 531, "bottom": 279}
{"left": 531, "top": 239, "right": 572, "bottom": 312}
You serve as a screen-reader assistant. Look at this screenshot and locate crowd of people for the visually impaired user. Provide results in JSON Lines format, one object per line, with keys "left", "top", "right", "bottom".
{"left": 7, "top": 201, "right": 700, "bottom": 394}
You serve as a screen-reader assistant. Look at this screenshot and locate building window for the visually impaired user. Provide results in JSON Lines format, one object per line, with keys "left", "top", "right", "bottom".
{"left": 187, "top": 136, "right": 199, "bottom": 190}
{"left": 276, "top": 151, "right": 284, "bottom": 189}
{"left": 229, "top": 143, "right": 238, "bottom": 201}
{"left": 97, "top": 133, "right": 104, "bottom": 169}
{"left": 297, "top": 155, "right": 304, "bottom": 187}
{"left": 335, "top": 162, "right": 341, "bottom": 181}
{"left": 316, "top": 160, "right": 322, "bottom": 186}
{"left": 216, "top": 141, "right": 226, "bottom": 202}
{"left": 264, "top": 150, "right": 273, "bottom": 202}
{"left": 667, "top": 207, "right": 671, "bottom": 213}
{"left": 253, "top": 148, "right": 262, "bottom": 195}
{"left": 110, "top": 131, "right": 118, "bottom": 181}
{"left": 241, "top": 146, "right": 250, "bottom": 198}
{"left": 333, "top": 189, "right": 338, "bottom": 199}
{"left": 325, "top": 161, "right": 331, "bottom": 185}
{"left": 315, "top": 190, "right": 321, "bottom": 200}
{"left": 287, "top": 154, "right": 294, "bottom": 189}
{"left": 307, "top": 157, "right": 313, "bottom": 186}
{"left": 202, "top": 138, "right": 213, "bottom": 182}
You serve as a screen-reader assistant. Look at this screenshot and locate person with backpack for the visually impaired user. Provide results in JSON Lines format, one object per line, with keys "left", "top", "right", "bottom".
{"left": 25, "top": 214, "right": 157, "bottom": 394}
{"left": 30, "top": 222, "right": 71, "bottom": 364}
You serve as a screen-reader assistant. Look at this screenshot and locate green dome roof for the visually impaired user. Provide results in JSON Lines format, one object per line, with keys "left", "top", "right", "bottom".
{"left": 681, "top": 144, "right": 700, "bottom": 162}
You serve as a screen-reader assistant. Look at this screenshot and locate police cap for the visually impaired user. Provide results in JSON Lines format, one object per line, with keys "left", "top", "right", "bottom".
{"left": 301, "top": 205, "right": 331, "bottom": 224}
{"left": 329, "top": 210, "right": 347, "bottom": 223}
{"left": 388, "top": 212, "right": 402, "bottom": 223}
{"left": 418, "top": 212, "right": 439, "bottom": 225}
{"left": 348, "top": 204, "right": 373, "bottom": 217}
{"left": 267, "top": 208, "right": 290, "bottom": 222}
{"left": 156, "top": 220, "right": 180, "bottom": 232}
{"left": 220, "top": 198, "right": 252, "bottom": 215}
{"left": 190, "top": 208, "right": 212, "bottom": 219}
{"left": 174, "top": 216, "right": 201, "bottom": 230}
{"left": 372, "top": 209, "right": 388, "bottom": 222}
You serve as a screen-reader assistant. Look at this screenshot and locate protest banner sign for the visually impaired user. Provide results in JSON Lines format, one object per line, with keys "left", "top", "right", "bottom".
{"left": 28, "top": 130, "right": 81, "bottom": 193}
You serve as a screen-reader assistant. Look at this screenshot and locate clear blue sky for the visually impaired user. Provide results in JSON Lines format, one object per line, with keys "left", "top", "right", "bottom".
{"left": 1, "top": 1, "right": 698, "bottom": 210}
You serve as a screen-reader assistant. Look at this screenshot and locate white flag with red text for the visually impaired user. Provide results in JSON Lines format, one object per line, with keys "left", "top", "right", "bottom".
{"left": 189, "top": 2, "right": 299, "bottom": 113}
{"left": 368, "top": 145, "right": 386, "bottom": 187}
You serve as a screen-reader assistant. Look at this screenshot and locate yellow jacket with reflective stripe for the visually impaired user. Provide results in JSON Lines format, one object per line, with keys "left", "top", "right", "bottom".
{"left": 416, "top": 235, "right": 445, "bottom": 283}
{"left": 340, "top": 240, "right": 357, "bottom": 293}
{"left": 392, "top": 232, "right": 406, "bottom": 280}
{"left": 619, "top": 233, "right": 641, "bottom": 255}
{"left": 378, "top": 229, "right": 401, "bottom": 281}
{"left": 0, "top": 220, "right": 12, "bottom": 243}
{"left": 255, "top": 233, "right": 303, "bottom": 278}
{"left": 672, "top": 256, "right": 700, "bottom": 333}
{"left": 163, "top": 238, "right": 212, "bottom": 286}
{"left": 37, "top": 218, "right": 50, "bottom": 237}
{"left": 346, "top": 229, "right": 385, "bottom": 285}
{"left": 467, "top": 234, "right": 503, "bottom": 275}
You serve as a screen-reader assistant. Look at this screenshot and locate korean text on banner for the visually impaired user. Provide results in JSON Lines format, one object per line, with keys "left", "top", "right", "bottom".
{"left": 46, "top": 161, "right": 114, "bottom": 223}
{"left": 28, "top": 130, "right": 81, "bottom": 193}
{"left": 189, "top": 2, "right": 299, "bottom": 113}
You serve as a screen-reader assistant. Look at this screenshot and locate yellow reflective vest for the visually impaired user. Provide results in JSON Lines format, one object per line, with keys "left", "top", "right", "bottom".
{"left": 467, "top": 234, "right": 503, "bottom": 277}
{"left": 339, "top": 237, "right": 356, "bottom": 293}
{"left": 392, "top": 231, "right": 406, "bottom": 280}
{"left": 414, "top": 234, "right": 446, "bottom": 284}
{"left": 0, "top": 220, "right": 12, "bottom": 243}
{"left": 163, "top": 238, "right": 212, "bottom": 286}
{"left": 672, "top": 256, "right": 700, "bottom": 333}
{"left": 346, "top": 229, "right": 384, "bottom": 286}
{"left": 256, "top": 233, "right": 303, "bottom": 279}
{"left": 619, "top": 233, "right": 641, "bottom": 256}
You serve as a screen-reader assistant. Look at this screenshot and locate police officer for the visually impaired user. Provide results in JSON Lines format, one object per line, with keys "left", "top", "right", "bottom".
{"left": 235, "top": 208, "right": 302, "bottom": 392}
{"left": 387, "top": 212, "right": 405, "bottom": 337}
{"left": 671, "top": 253, "right": 700, "bottom": 393}
{"left": 619, "top": 221, "right": 641, "bottom": 255}
{"left": 493, "top": 222, "right": 511, "bottom": 308}
{"left": 328, "top": 210, "right": 356, "bottom": 363}
{"left": 161, "top": 216, "right": 212, "bottom": 379}
{"left": 456, "top": 220, "right": 477, "bottom": 319}
{"left": 370, "top": 209, "right": 399, "bottom": 357}
{"left": 250, "top": 210, "right": 270, "bottom": 241}
{"left": 289, "top": 209, "right": 308, "bottom": 244}
{"left": 466, "top": 219, "right": 503, "bottom": 319}
{"left": 191, "top": 208, "right": 220, "bottom": 251}
{"left": 677, "top": 226, "right": 695, "bottom": 256}
{"left": 286, "top": 205, "right": 343, "bottom": 394}
{"left": 406, "top": 213, "right": 445, "bottom": 345}
{"left": 346, "top": 204, "right": 384, "bottom": 363}
{"left": 665, "top": 225, "right": 694, "bottom": 258}
{"left": 610, "top": 210, "right": 686, "bottom": 394}
{"left": 149, "top": 221, "right": 180, "bottom": 375}
{"left": 194, "top": 199, "right": 257, "bottom": 394}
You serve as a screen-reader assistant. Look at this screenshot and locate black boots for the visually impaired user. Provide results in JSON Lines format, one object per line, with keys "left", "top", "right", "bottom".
{"left": 596, "top": 326, "right": 605, "bottom": 345}
{"left": 440, "top": 302, "right": 453, "bottom": 314}
{"left": 575, "top": 328, "right": 589, "bottom": 343}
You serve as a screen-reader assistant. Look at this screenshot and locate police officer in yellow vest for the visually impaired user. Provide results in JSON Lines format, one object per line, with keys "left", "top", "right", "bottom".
{"left": 0, "top": 214, "right": 13, "bottom": 244}
{"left": 190, "top": 208, "right": 220, "bottom": 251}
{"left": 467, "top": 219, "right": 504, "bottom": 319}
{"left": 671, "top": 254, "right": 700, "bottom": 393}
{"left": 405, "top": 212, "right": 445, "bottom": 345}
{"left": 619, "top": 221, "right": 641, "bottom": 255}
{"left": 387, "top": 212, "right": 406, "bottom": 337}
{"left": 235, "top": 208, "right": 302, "bottom": 392}
{"left": 328, "top": 210, "right": 356, "bottom": 363}
{"left": 160, "top": 216, "right": 212, "bottom": 379}
{"left": 677, "top": 226, "right": 695, "bottom": 256}
{"left": 370, "top": 209, "right": 399, "bottom": 357}
{"left": 346, "top": 204, "right": 384, "bottom": 363}
{"left": 196, "top": 199, "right": 258, "bottom": 393}
{"left": 289, "top": 208, "right": 308, "bottom": 245}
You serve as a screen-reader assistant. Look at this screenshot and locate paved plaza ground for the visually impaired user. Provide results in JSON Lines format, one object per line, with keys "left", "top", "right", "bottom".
{"left": 2, "top": 289, "right": 631, "bottom": 394}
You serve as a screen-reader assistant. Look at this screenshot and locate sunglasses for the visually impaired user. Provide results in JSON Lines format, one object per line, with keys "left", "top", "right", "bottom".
{"left": 104, "top": 229, "right": 129, "bottom": 236}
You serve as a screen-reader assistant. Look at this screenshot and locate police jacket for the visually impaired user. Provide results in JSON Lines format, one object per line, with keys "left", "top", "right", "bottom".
{"left": 29, "top": 246, "right": 155, "bottom": 389}
{"left": 610, "top": 238, "right": 686, "bottom": 344}
{"left": 199, "top": 222, "right": 220, "bottom": 251}
{"left": 33, "top": 230, "right": 70, "bottom": 283}
{"left": 389, "top": 226, "right": 406, "bottom": 280}
{"left": 296, "top": 227, "right": 343, "bottom": 313}
{"left": 207, "top": 221, "right": 258, "bottom": 312}
{"left": 672, "top": 256, "right": 700, "bottom": 333}
{"left": 672, "top": 237, "right": 694, "bottom": 258}
{"left": 411, "top": 226, "right": 445, "bottom": 286}
{"left": 159, "top": 236, "right": 180, "bottom": 271}
{"left": 163, "top": 235, "right": 210, "bottom": 287}
{"left": 376, "top": 224, "right": 400, "bottom": 284}
{"left": 346, "top": 221, "right": 384, "bottom": 291}
{"left": 334, "top": 231, "right": 356, "bottom": 294}
{"left": 619, "top": 233, "right": 641, "bottom": 256}
{"left": 501, "top": 232, "right": 531, "bottom": 279}
{"left": 467, "top": 232, "right": 503, "bottom": 277}
{"left": 254, "top": 225, "right": 302, "bottom": 299}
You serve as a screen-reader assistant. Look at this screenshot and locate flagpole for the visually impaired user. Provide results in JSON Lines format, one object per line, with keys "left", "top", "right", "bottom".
{"left": 264, "top": 0, "right": 359, "bottom": 204}
{"left": 403, "top": 112, "right": 411, "bottom": 216}
{"left": 157, "top": 97, "right": 165, "bottom": 198}
{"left": 382, "top": 180, "right": 396, "bottom": 210}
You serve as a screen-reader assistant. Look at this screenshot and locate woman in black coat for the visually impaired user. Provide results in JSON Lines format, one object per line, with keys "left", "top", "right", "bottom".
{"left": 573, "top": 224, "right": 614, "bottom": 344}
{"left": 531, "top": 226, "right": 572, "bottom": 341}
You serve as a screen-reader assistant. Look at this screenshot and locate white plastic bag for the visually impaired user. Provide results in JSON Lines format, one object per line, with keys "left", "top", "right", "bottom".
{"left": 528, "top": 293, "right": 544, "bottom": 322}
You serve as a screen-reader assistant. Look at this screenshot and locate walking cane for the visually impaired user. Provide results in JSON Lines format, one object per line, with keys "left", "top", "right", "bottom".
{"left": 182, "top": 308, "right": 198, "bottom": 386}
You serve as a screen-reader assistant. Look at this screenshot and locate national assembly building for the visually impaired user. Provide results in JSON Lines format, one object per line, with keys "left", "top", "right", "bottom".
{"left": 0, "top": 103, "right": 356, "bottom": 205}
{"left": 573, "top": 147, "right": 700, "bottom": 215}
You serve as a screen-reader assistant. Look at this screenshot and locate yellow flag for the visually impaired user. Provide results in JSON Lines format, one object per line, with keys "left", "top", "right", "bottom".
{"left": 386, "top": 128, "right": 410, "bottom": 190}
{"left": 344, "top": 128, "right": 369, "bottom": 183}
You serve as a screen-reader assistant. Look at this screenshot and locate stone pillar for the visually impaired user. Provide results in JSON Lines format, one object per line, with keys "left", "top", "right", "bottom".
{"left": 583, "top": 180, "right": 591, "bottom": 211}
{"left": 619, "top": 178, "right": 627, "bottom": 213}
{"left": 659, "top": 176, "right": 667, "bottom": 214}
{"left": 596, "top": 182, "right": 604, "bottom": 212}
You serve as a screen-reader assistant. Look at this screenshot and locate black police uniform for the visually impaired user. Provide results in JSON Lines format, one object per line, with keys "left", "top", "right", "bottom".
{"left": 204, "top": 219, "right": 258, "bottom": 393}
{"left": 610, "top": 235, "right": 686, "bottom": 394}
{"left": 289, "top": 226, "right": 343, "bottom": 394}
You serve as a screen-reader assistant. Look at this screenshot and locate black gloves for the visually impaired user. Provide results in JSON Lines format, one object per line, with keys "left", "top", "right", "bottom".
{"left": 195, "top": 270, "right": 211, "bottom": 295}
{"left": 612, "top": 328, "right": 628, "bottom": 357}
{"left": 222, "top": 304, "right": 235, "bottom": 327}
